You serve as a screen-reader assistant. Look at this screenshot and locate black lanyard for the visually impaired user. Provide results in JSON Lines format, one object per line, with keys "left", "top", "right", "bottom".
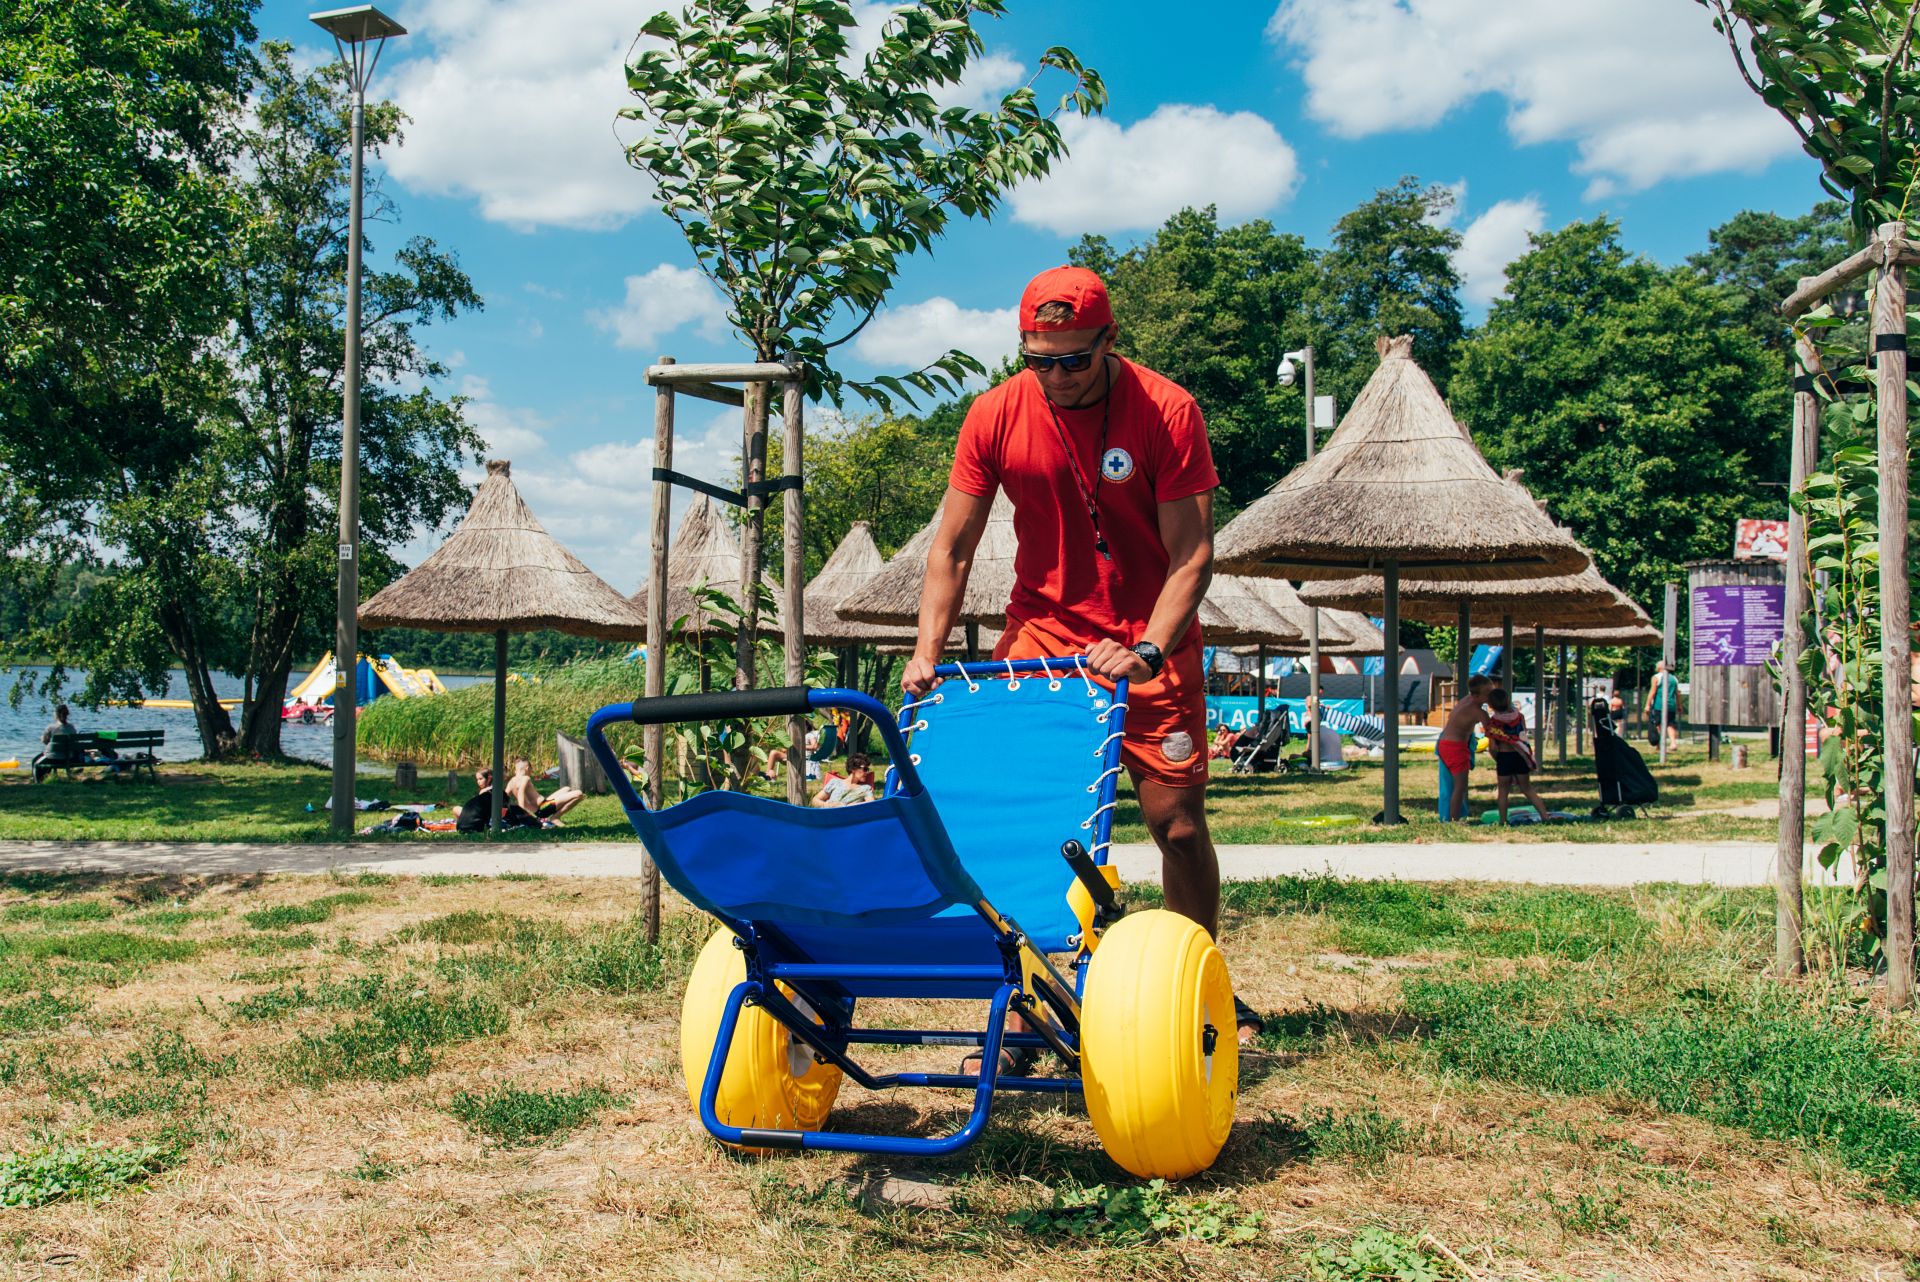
{"left": 1044, "top": 362, "right": 1113, "bottom": 562}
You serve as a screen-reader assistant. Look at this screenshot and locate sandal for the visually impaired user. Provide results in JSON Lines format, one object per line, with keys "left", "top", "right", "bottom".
{"left": 959, "top": 1043, "right": 1041, "bottom": 1079}
{"left": 1233, "top": 996, "right": 1265, "bottom": 1045}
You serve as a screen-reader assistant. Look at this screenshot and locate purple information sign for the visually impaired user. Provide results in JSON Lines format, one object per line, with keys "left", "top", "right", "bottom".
{"left": 1691, "top": 584, "right": 1784, "bottom": 667}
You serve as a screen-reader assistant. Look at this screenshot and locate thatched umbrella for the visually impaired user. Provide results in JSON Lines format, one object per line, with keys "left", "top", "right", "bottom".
{"left": 800, "top": 522, "right": 916, "bottom": 647}
{"left": 1236, "top": 576, "right": 1356, "bottom": 651}
{"left": 360, "top": 460, "right": 647, "bottom": 834}
{"left": 1198, "top": 576, "right": 1306, "bottom": 725}
{"left": 1214, "top": 335, "right": 1588, "bottom": 823}
{"left": 630, "top": 494, "right": 785, "bottom": 639}
{"left": 837, "top": 490, "right": 1016, "bottom": 657}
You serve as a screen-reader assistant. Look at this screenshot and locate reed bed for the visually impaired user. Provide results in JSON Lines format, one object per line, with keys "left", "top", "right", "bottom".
{"left": 357, "top": 657, "right": 650, "bottom": 771}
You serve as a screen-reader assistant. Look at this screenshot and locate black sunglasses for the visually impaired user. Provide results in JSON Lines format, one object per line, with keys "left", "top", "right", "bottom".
{"left": 1020, "top": 327, "right": 1107, "bottom": 374}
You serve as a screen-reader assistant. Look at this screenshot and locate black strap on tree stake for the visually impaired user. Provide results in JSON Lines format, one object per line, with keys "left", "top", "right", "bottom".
{"left": 651, "top": 468, "right": 802, "bottom": 508}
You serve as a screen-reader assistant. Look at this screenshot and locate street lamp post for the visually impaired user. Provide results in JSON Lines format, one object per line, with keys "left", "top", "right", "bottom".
{"left": 1279, "top": 347, "right": 1321, "bottom": 767}
{"left": 311, "top": 6, "right": 406, "bottom": 834}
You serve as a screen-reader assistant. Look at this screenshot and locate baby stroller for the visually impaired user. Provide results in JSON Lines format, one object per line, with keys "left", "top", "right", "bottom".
{"left": 587, "top": 657, "right": 1239, "bottom": 1179}
{"left": 1230, "top": 706, "right": 1299, "bottom": 774}
{"left": 1589, "top": 698, "right": 1657, "bottom": 819}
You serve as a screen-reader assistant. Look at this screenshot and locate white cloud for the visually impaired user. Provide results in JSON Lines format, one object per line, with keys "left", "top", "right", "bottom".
{"left": 1454, "top": 197, "right": 1546, "bottom": 306}
{"left": 854, "top": 297, "right": 1016, "bottom": 381}
{"left": 406, "top": 394, "right": 747, "bottom": 590}
{"left": 377, "top": 0, "right": 653, "bottom": 230}
{"left": 1268, "top": 0, "right": 1798, "bottom": 196}
{"left": 588, "top": 265, "right": 730, "bottom": 352}
{"left": 1010, "top": 105, "right": 1300, "bottom": 235}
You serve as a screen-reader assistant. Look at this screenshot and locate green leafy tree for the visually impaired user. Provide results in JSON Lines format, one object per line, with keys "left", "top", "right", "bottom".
{"left": 0, "top": 0, "right": 256, "bottom": 575}
{"left": 622, "top": 0, "right": 1104, "bottom": 407}
{"left": 1700, "top": 0, "right": 1920, "bottom": 235}
{"left": 1310, "top": 177, "right": 1466, "bottom": 419}
{"left": 1069, "top": 208, "right": 1314, "bottom": 510}
{"left": 794, "top": 414, "right": 957, "bottom": 574}
{"left": 21, "top": 43, "right": 482, "bottom": 758}
{"left": 1686, "top": 200, "right": 1854, "bottom": 353}
{"left": 1450, "top": 219, "right": 1780, "bottom": 608}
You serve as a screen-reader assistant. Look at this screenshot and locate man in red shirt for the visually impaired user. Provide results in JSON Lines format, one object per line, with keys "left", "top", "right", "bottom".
{"left": 903, "top": 265, "right": 1259, "bottom": 1043}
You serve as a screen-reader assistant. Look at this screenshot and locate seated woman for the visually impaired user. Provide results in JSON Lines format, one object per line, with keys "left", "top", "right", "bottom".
{"left": 810, "top": 754, "right": 876, "bottom": 807}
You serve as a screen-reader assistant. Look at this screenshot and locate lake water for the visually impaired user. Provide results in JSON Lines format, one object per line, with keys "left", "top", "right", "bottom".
{"left": 0, "top": 666, "right": 487, "bottom": 768}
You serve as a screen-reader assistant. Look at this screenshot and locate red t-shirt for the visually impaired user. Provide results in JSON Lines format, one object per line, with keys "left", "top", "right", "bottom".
{"left": 949, "top": 357, "right": 1218, "bottom": 646}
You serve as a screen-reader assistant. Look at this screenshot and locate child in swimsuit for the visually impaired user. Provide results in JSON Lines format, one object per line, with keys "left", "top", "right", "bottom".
{"left": 1437, "top": 675, "right": 1492, "bottom": 821}
{"left": 1482, "top": 687, "right": 1550, "bottom": 824}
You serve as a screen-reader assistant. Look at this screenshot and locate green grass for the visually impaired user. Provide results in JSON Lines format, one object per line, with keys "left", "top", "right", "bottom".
{"left": 2, "top": 899, "right": 114, "bottom": 924}
{"left": 1008, "top": 1178, "right": 1263, "bottom": 1245}
{"left": 1404, "top": 970, "right": 1920, "bottom": 1199}
{"left": 0, "top": 992, "right": 81, "bottom": 1037}
{"left": 1291, "top": 1105, "right": 1426, "bottom": 1168}
{"left": 242, "top": 892, "right": 374, "bottom": 930}
{"left": 0, "top": 1140, "right": 176, "bottom": 1208}
{"left": 283, "top": 990, "right": 508, "bottom": 1085}
{"left": 0, "top": 930, "right": 197, "bottom": 969}
{"left": 446, "top": 1082, "right": 618, "bottom": 1146}
{"left": 1307, "top": 1226, "right": 1464, "bottom": 1281}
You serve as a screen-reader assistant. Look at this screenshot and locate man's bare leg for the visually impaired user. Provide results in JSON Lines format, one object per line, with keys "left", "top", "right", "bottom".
{"left": 1134, "top": 774, "right": 1260, "bottom": 1042}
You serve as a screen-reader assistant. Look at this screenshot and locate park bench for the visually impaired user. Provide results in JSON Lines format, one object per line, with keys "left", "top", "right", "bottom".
{"left": 35, "top": 730, "right": 164, "bottom": 782}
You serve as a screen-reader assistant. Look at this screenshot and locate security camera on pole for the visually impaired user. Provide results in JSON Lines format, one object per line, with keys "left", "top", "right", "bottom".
{"left": 310, "top": 5, "right": 407, "bottom": 833}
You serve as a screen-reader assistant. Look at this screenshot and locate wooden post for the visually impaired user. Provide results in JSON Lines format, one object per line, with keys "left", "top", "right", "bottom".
{"left": 737, "top": 380, "right": 770, "bottom": 693}
{"left": 1533, "top": 626, "right": 1545, "bottom": 773}
{"left": 641, "top": 357, "right": 674, "bottom": 942}
{"left": 1255, "top": 644, "right": 1268, "bottom": 728}
{"left": 490, "top": 628, "right": 507, "bottom": 837}
{"left": 1500, "top": 614, "right": 1514, "bottom": 689}
{"left": 781, "top": 377, "right": 807, "bottom": 806}
{"left": 1380, "top": 559, "right": 1402, "bottom": 825}
{"left": 965, "top": 622, "right": 979, "bottom": 661}
{"left": 1576, "top": 647, "right": 1587, "bottom": 756}
{"left": 1456, "top": 600, "right": 1471, "bottom": 706}
{"left": 1777, "top": 327, "right": 1821, "bottom": 979}
{"left": 1874, "top": 222, "right": 1914, "bottom": 1009}
{"left": 1557, "top": 642, "right": 1569, "bottom": 764}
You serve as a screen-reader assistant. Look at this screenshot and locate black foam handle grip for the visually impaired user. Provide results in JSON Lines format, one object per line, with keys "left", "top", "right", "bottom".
{"left": 622, "top": 686, "right": 813, "bottom": 727}
{"left": 1060, "top": 840, "right": 1117, "bottom": 914}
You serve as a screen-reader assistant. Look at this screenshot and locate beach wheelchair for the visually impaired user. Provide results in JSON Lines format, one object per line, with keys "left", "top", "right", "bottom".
{"left": 585, "top": 657, "right": 1238, "bottom": 1179}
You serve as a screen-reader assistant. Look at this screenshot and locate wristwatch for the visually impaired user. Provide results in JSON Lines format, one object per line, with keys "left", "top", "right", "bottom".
{"left": 1129, "top": 641, "right": 1165, "bottom": 678}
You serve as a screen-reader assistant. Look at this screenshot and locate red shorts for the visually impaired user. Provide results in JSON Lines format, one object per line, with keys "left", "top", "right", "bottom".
{"left": 992, "top": 615, "right": 1209, "bottom": 789}
{"left": 1437, "top": 739, "right": 1472, "bottom": 774}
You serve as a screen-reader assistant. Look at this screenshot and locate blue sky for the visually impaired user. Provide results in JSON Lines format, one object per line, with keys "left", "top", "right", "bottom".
{"left": 262, "top": 0, "right": 1823, "bottom": 589}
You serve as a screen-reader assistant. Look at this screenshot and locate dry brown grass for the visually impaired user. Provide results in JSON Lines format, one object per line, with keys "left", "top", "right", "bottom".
{"left": 0, "top": 872, "right": 1913, "bottom": 1282}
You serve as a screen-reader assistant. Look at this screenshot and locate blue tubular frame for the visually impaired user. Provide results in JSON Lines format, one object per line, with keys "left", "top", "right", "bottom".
{"left": 584, "top": 659, "right": 1129, "bottom": 1159}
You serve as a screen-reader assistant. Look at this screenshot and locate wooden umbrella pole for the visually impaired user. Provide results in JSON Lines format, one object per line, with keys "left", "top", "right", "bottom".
{"left": 1557, "top": 642, "right": 1569, "bottom": 764}
{"left": 1501, "top": 614, "right": 1514, "bottom": 688}
{"left": 1381, "top": 559, "right": 1402, "bottom": 825}
{"left": 1777, "top": 326, "right": 1822, "bottom": 979}
{"left": 1576, "top": 647, "right": 1587, "bottom": 756}
{"left": 1874, "top": 222, "right": 1914, "bottom": 1009}
{"left": 491, "top": 628, "right": 507, "bottom": 838}
{"left": 1533, "top": 626, "right": 1545, "bottom": 774}
{"left": 641, "top": 358, "right": 674, "bottom": 941}
{"left": 781, "top": 377, "right": 807, "bottom": 806}
{"left": 965, "top": 622, "right": 979, "bottom": 662}
{"left": 1456, "top": 599, "right": 1470, "bottom": 706}
{"left": 1256, "top": 644, "right": 1268, "bottom": 728}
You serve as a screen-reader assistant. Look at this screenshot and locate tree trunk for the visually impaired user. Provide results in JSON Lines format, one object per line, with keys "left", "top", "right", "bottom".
{"left": 155, "top": 601, "right": 236, "bottom": 759}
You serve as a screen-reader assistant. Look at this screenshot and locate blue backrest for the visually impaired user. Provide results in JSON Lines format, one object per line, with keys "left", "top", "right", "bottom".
{"left": 894, "top": 659, "right": 1125, "bottom": 948}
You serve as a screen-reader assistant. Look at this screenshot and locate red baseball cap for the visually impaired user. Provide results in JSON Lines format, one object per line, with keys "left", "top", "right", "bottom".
{"left": 1019, "top": 265, "right": 1114, "bottom": 332}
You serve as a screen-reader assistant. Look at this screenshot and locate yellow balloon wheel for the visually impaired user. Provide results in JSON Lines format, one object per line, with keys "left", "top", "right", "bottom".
{"left": 680, "top": 927, "right": 843, "bottom": 1140}
{"left": 1080, "top": 909, "right": 1238, "bottom": 1179}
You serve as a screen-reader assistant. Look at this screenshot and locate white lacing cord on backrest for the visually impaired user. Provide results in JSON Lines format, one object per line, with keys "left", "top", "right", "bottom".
{"left": 1095, "top": 700, "right": 1129, "bottom": 725}
{"left": 1086, "top": 764, "right": 1122, "bottom": 794}
{"left": 954, "top": 660, "right": 981, "bottom": 692}
{"left": 1004, "top": 658, "right": 1020, "bottom": 691}
{"left": 1079, "top": 800, "right": 1118, "bottom": 832}
{"left": 1072, "top": 655, "right": 1098, "bottom": 699}
{"left": 1093, "top": 729, "right": 1124, "bottom": 757}
{"left": 1039, "top": 655, "right": 1061, "bottom": 691}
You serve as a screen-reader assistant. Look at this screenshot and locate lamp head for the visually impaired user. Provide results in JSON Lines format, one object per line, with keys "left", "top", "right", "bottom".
{"left": 310, "top": 5, "right": 407, "bottom": 42}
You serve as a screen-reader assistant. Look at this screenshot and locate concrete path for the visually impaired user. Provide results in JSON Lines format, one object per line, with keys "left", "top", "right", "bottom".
{"left": 0, "top": 838, "right": 1850, "bottom": 889}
